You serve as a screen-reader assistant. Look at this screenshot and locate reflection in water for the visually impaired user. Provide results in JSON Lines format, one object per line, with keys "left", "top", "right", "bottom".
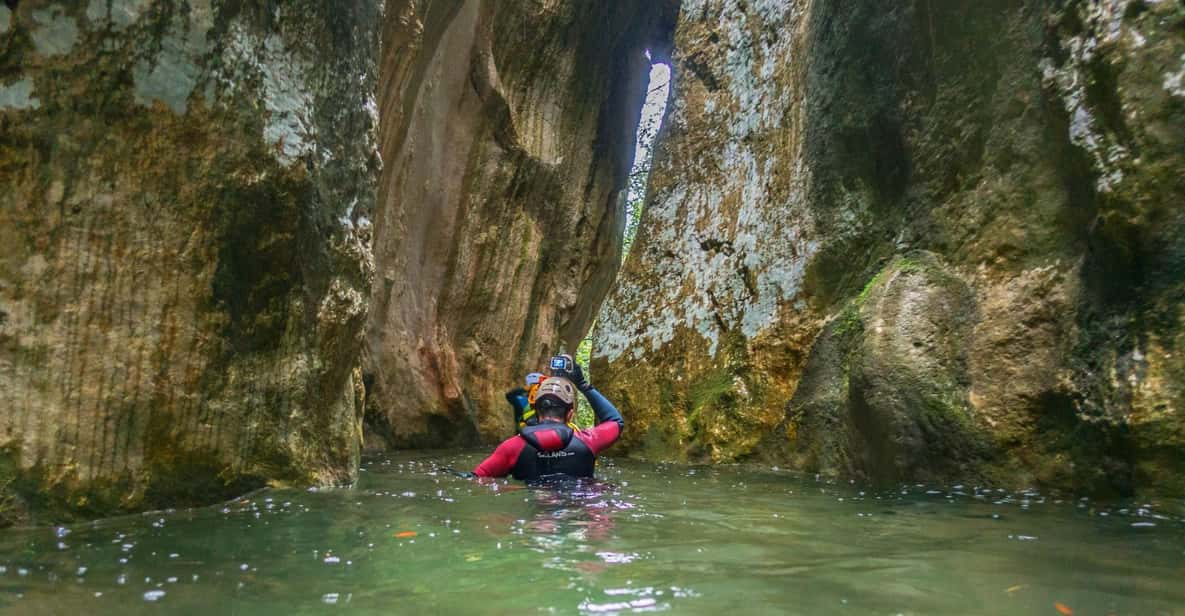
{"left": 0, "top": 452, "right": 1182, "bottom": 614}
{"left": 520, "top": 477, "right": 626, "bottom": 542}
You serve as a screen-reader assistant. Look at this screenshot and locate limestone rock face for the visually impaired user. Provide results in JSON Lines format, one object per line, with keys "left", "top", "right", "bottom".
{"left": 366, "top": 0, "right": 677, "bottom": 447}
{"left": 0, "top": 1, "right": 380, "bottom": 524}
{"left": 596, "top": 0, "right": 1185, "bottom": 495}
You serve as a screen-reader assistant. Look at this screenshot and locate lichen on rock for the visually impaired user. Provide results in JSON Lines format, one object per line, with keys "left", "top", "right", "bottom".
{"left": 596, "top": 0, "right": 1185, "bottom": 495}
{"left": 0, "top": 0, "right": 381, "bottom": 524}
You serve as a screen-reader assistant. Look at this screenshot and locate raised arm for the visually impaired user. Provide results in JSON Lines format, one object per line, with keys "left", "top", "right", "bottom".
{"left": 505, "top": 387, "right": 529, "bottom": 425}
{"left": 552, "top": 355, "right": 624, "bottom": 454}
{"left": 584, "top": 387, "right": 623, "bottom": 430}
{"left": 576, "top": 386, "right": 623, "bottom": 455}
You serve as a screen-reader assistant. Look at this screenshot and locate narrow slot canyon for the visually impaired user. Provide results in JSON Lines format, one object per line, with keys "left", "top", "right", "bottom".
{"left": 0, "top": 0, "right": 1184, "bottom": 611}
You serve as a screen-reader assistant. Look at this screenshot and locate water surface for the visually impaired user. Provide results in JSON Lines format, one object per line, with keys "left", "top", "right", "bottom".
{"left": 1, "top": 452, "right": 1182, "bottom": 614}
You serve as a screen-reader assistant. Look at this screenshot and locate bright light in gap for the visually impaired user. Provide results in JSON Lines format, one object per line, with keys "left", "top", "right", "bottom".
{"left": 629, "top": 62, "right": 671, "bottom": 204}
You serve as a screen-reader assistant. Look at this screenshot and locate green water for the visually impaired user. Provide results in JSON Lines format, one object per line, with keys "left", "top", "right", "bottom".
{"left": 1, "top": 452, "right": 1182, "bottom": 615}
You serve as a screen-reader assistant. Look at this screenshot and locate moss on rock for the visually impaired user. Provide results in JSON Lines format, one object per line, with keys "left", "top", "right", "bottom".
{"left": 0, "top": 0, "right": 379, "bottom": 525}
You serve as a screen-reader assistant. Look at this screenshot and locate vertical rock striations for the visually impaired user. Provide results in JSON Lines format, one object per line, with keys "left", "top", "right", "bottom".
{"left": 366, "top": 0, "right": 678, "bottom": 447}
{"left": 0, "top": 1, "right": 380, "bottom": 524}
{"left": 595, "top": 0, "right": 1185, "bottom": 495}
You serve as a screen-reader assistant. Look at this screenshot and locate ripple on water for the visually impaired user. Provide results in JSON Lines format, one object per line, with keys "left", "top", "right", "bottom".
{"left": 0, "top": 454, "right": 1181, "bottom": 614}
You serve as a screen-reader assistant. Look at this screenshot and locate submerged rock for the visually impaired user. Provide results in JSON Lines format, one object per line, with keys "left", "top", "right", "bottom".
{"left": 596, "top": 0, "right": 1185, "bottom": 495}
{"left": 0, "top": 1, "right": 380, "bottom": 522}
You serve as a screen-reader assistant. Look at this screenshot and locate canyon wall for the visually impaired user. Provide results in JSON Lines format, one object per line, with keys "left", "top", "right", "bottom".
{"left": 365, "top": 0, "right": 677, "bottom": 448}
{"left": 595, "top": 0, "right": 1185, "bottom": 495}
{"left": 0, "top": 0, "right": 380, "bottom": 524}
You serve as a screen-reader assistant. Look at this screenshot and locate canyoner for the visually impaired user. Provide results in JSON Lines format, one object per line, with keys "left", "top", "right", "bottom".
{"left": 473, "top": 355, "right": 624, "bottom": 480}
{"left": 504, "top": 371, "right": 547, "bottom": 432}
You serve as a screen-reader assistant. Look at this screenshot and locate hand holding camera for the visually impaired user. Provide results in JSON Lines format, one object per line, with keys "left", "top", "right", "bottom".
{"left": 549, "top": 353, "right": 591, "bottom": 392}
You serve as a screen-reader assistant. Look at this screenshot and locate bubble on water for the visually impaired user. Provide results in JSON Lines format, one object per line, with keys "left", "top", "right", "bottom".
{"left": 119, "top": 558, "right": 128, "bottom": 564}
{"left": 76, "top": 566, "right": 88, "bottom": 576}
{"left": 322, "top": 593, "right": 340, "bottom": 604}
{"left": 1132, "top": 522, "right": 1157, "bottom": 528}
{"left": 94, "top": 592, "right": 103, "bottom": 598}
{"left": 54, "top": 526, "right": 70, "bottom": 538}
{"left": 17, "top": 568, "right": 28, "bottom": 576}
{"left": 169, "top": 553, "right": 179, "bottom": 559}
{"left": 143, "top": 590, "right": 166, "bottom": 602}
{"left": 239, "top": 563, "right": 249, "bottom": 571}
{"left": 323, "top": 556, "right": 341, "bottom": 564}
{"left": 116, "top": 574, "right": 127, "bottom": 585}
{"left": 167, "top": 576, "right": 178, "bottom": 583}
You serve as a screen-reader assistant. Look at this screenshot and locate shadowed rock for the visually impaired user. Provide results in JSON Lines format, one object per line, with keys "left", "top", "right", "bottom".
{"left": 365, "top": 0, "right": 678, "bottom": 448}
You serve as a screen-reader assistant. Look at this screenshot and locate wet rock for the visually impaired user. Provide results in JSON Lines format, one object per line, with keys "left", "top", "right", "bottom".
{"left": 0, "top": 1, "right": 381, "bottom": 522}
{"left": 848, "top": 254, "right": 990, "bottom": 482}
{"left": 782, "top": 253, "right": 994, "bottom": 485}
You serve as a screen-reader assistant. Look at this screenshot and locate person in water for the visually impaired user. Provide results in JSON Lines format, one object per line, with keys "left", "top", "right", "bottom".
{"left": 475, "top": 355, "right": 623, "bottom": 479}
{"left": 505, "top": 372, "right": 546, "bottom": 430}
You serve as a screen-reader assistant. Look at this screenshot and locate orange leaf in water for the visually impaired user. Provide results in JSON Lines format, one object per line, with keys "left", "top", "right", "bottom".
{"left": 395, "top": 531, "right": 417, "bottom": 538}
{"left": 1054, "top": 602, "right": 1073, "bottom": 615}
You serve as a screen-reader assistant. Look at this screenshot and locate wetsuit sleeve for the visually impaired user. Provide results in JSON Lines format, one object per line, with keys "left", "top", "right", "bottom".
{"left": 585, "top": 387, "right": 623, "bottom": 430}
{"left": 577, "top": 387, "right": 623, "bottom": 455}
{"left": 473, "top": 436, "right": 526, "bottom": 478}
{"left": 505, "top": 388, "right": 529, "bottom": 424}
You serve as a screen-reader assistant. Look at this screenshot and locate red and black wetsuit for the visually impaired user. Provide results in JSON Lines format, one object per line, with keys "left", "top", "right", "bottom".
{"left": 473, "top": 388, "right": 623, "bottom": 480}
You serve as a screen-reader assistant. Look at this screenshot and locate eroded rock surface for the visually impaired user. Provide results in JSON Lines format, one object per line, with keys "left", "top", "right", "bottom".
{"left": 596, "top": 0, "right": 1185, "bottom": 494}
{"left": 0, "top": 1, "right": 380, "bottom": 524}
{"left": 365, "top": 0, "right": 677, "bottom": 447}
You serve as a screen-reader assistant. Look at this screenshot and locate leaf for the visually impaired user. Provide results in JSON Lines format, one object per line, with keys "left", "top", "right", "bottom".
{"left": 394, "top": 531, "right": 417, "bottom": 538}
